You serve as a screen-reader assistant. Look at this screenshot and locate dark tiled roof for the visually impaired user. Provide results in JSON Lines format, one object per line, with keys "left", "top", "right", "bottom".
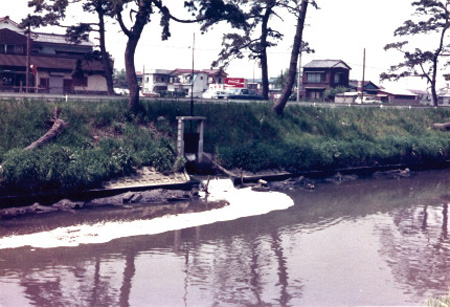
{"left": 32, "top": 32, "right": 93, "bottom": 47}
{"left": 304, "top": 60, "right": 351, "bottom": 70}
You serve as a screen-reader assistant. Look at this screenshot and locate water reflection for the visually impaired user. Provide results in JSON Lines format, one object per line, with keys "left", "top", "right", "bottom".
{"left": 378, "top": 202, "right": 450, "bottom": 301}
{"left": 3, "top": 170, "right": 450, "bottom": 305}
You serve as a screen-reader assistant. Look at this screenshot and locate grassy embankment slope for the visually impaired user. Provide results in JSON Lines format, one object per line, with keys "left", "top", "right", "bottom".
{"left": 1, "top": 98, "right": 450, "bottom": 194}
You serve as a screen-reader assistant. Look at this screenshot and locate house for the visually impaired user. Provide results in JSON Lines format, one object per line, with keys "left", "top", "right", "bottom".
{"left": 0, "top": 16, "right": 110, "bottom": 95}
{"left": 335, "top": 92, "right": 382, "bottom": 104}
{"left": 437, "top": 87, "right": 450, "bottom": 106}
{"left": 409, "top": 89, "right": 429, "bottom": 103}
{"left": 336, "top": 80, "right": 423, "bottom": 105}
{"left": 142, "top": 68, "right": 227, "bottom": 97}
{"left": 247, "top": 77, "right": 277, "bottom": 93}
{"left": 301, "top": 59, "right": 351, "bottom": 100}
{"left": 348, "top": 80, "right": 382, "bottom": 95}
{"left": 378, "top": 87, "right": 419, "bottom": 104}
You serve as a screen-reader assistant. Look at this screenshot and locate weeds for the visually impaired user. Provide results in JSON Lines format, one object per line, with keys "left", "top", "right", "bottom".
{"left": 428, "top": 292, "right": 450, "bottom": 307}
{"left": 2, "top": 99, "right": 450, "bottom": 192}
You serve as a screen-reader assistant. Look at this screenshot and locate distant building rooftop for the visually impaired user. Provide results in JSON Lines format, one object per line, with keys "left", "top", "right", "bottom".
{"left": 304, "top": 59, "right": 351, "bottom": 70}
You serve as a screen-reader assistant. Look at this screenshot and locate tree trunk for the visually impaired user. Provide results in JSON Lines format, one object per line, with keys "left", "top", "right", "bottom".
{"left": 432, "top": 122, "right": 450, "bottom": 130}
{"left": 97, "top": 9, "right": 115, "bottom": 96}
{"left": 125, "top": 37, "right": 140, "bottom": 113}
{"left": 431, "top": 79, "right": 438, "bottom": 107}
{"left": 119, "top": 0, "right": 152, "bottom": 114}
{"left": 25, "top": 108, "right": 67, "bottom": 150}
{"left": 260, "top": 3, "right": 273, "bottom": 100}
{"left": 272, "top": 0, "right": 308, "bottom": 115}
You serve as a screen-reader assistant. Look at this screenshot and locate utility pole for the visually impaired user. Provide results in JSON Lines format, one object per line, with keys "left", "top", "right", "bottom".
{"left": 297, "top": 51, "right": 302, "bottom": 102}
{"left": 361, "top": 48, "right": 366, "bottom": 104}
{"left": 190, "top": 33, "right": 195, "bottom": 117}
{"left": 142, "top": 65, "right": 145, "bottom": 94}
{"left": 26, "top": 24, "right": 31, "bottom": 93}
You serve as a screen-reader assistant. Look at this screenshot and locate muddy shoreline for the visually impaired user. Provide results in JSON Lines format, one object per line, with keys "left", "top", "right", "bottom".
{"left": 0, "top": 162, "right": 424, "bottom": 219}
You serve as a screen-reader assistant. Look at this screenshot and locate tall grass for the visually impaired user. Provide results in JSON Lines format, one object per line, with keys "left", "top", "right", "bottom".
{"left": 427, "top": 292, "right": 450, "bottom": 307}
{"left": 2, "top": 98, "right": 450, "bottom": 193}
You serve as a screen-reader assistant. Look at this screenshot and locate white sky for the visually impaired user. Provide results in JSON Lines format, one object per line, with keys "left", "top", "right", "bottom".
{"left": 0, "top": 0, "right": 442, "bottom": 91}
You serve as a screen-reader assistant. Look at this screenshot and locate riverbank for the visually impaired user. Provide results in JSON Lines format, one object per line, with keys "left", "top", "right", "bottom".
{"left": 1, "top": 98, "right": 450, "bottom": 202}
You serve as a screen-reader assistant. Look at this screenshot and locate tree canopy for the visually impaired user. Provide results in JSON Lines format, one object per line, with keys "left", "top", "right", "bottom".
{"left": 382, "top": 0, "right": 450, "bottom": 106}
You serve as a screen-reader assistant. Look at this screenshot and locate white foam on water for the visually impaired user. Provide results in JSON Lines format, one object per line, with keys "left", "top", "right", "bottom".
{"left": 0, "top": 179, "right": 294, "bottom": 250}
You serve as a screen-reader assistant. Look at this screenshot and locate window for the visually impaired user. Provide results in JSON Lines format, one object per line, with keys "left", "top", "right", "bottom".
{"left": 14, "top": 45, "right": 23, "bottom": 54}
{"left": 306, "top": 72, "right": 325, "bottom": 83}
{"left": 63, "top": 79, "right": 73, "bottom": 94}
{"left": 307, "top": 90, "right": 323, "bottom": 100}
{"left": 334, "top": 72, "right": 343, "bottom": 84}
{"left": 1, "top": 75, "right": 13, "bottom": 86}
{"left": 1, "top": 44, "right": 24, "bottom": 54}
{"left": 73, "top": 76, "right": 88, "bottom": 87}
{"left": 39, "top": 78, "right": 49, "bottom": 89}
{"left": 6, "top": 44, "right": 14, "bottom": 54}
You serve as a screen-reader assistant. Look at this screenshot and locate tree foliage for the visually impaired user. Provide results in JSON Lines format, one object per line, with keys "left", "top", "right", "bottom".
{"left": 382, "top": 0, "right": 450, "bottom": 106}
{"left": 210, "top": 0, "right": 282, "bottom": 99}
{"left": 210, "top": 0, "right": 313, "bottom": 100}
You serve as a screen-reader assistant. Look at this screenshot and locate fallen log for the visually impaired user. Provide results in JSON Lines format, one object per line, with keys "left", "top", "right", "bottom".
{"left": 433, "top": 122, "right": 450, "bottom": 130}
{"left": 25, "top": 107, "right": 67, "bottom": 150}
{"left": 0, "top": 202, "right": 58, "bottom": 217}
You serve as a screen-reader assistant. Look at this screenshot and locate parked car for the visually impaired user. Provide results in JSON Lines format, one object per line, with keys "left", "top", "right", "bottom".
{"left": 114, "top": 87, "right": 129, "bottom": 96}
{"left": 142, "top": 91, "right": 160, "bottom": 98}
{"left": 213, "top": 91, "right": 229, "bottom": 99}
{"left": 227, "top": 88, "right": 264, "bottom": 100}
{"left": 202, "top": 89, "right": 228, "bottom": 99}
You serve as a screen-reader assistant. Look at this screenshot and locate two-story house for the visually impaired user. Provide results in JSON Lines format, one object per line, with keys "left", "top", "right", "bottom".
{"left": 301, "top": 59, "right": 351, "bottom": 100}
{"left": 0, "top": 16, "right": 110, "bottom": 95}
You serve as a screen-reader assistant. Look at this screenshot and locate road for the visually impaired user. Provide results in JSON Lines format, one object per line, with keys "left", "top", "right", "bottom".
{"left": 0, "top": 92, "right": 444, "bottom": 109}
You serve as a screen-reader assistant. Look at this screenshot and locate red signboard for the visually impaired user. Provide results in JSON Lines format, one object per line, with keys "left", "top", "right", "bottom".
{"left": 225, "top": 77, "right": 246, "bottom": 88}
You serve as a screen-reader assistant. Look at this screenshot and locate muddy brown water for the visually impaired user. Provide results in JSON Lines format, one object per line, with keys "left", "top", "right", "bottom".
{"left": 1, "top": 169, "right": 450, "bottom": 306}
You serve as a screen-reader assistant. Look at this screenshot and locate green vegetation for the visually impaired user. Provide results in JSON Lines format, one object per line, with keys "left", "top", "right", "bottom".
{"left": 427, "top": 293, "right": 450, "bottom": 307}
{"left": 1, "top": 99, "right": 450, "bottom": 194}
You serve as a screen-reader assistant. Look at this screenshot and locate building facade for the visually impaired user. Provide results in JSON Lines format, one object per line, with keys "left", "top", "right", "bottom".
{"left": 142, "top": 68, "right": 227, "bottom": 97}
{"left": 301, "top": 59, "right": 351, "bottom": 100}
{"left": 0, "top": 16, "right": 110, "bottom": 95}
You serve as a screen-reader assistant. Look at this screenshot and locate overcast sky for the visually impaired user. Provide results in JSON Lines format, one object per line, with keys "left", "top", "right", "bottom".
{"left": 0, "top": 0, "right": 439, "bottom": 90}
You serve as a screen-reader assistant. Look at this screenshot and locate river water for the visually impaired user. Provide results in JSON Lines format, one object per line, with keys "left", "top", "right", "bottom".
{"left": 1, "top": 170, "right": 450, "bottom": 306}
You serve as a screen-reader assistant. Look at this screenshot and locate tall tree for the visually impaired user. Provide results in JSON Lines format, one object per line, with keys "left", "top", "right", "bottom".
{"left": 381, "top": 0, "right": 450, "bottom": 106}
{"left": 114, "top": 0, "right": 247, "bottom": 113}
{"left": 272, "top": 0, "right": 314, "bottom": 115}
{"left": 212, "top": 0, "right": 283, "bottom": 100}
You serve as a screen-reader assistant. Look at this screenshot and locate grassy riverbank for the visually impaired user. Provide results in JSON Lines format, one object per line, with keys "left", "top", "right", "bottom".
{"left": 1, "top": 98, "right": 450, "bottom": 193}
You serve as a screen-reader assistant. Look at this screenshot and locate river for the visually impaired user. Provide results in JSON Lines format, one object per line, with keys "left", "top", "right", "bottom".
{"left": 1, "top": 169, "right": 450, "bottom": 306}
